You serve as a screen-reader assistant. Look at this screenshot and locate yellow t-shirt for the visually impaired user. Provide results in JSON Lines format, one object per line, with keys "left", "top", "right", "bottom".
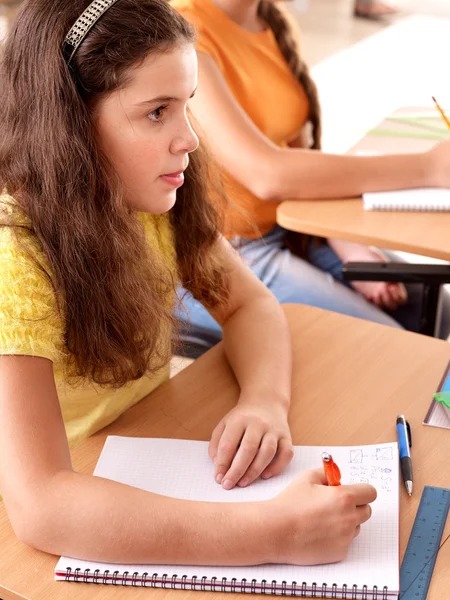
{"left": 172, "top": 0, "right": 310, "bottom": 238}
{"left": 0, "top": 198, "right": 177, "bottom": 448}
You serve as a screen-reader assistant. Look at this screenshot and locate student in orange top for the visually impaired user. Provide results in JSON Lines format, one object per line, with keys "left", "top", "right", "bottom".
{"left": 172, "top": 0, "right": 450, "bottom": 352}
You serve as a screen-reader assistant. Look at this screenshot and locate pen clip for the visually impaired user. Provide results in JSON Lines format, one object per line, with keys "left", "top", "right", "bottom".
{"left": 406, "top": 420, "right": 412, "bottom": 447}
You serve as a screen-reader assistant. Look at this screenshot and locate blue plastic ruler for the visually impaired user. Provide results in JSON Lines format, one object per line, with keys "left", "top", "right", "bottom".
{"left": 400, "top": 486, "right": 450, "bottom": 599}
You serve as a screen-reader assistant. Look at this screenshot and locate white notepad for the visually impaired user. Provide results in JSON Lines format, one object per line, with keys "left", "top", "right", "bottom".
{"left": 363, "top": 188, "right": 450, "bottom": 211}
{"left": 55, "top": 437, "right": 400, "bottom": 599}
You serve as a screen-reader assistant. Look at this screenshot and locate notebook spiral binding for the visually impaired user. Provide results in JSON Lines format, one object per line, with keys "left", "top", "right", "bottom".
{"left": 369, "top": 202, "right": 438, "bottom": 211}
{"left": 63, "top": 567, "right": 389, "bottom": 599}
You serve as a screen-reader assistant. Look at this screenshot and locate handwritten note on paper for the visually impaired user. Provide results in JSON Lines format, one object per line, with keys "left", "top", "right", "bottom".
{"left": 345, "top": 445, "right": 395, "bottom": 494}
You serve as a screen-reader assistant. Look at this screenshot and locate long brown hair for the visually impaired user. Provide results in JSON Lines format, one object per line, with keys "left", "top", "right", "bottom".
{"left": 258, "top": 1, "right": 322, "bottom": 149}
{"left": 0, "top": 0, "right": 228, "bottom": 386}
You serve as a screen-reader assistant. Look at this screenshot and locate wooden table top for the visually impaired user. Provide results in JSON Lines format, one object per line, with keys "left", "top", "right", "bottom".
{"left": 277, "top": 109, "right": 450, "bottom": 261}
{"left": 1, "top": 305, "right": 450, "bottom": 600}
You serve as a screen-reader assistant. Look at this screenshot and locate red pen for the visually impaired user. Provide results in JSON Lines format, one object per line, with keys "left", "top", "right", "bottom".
{"left": 322, "top": 452, "right": 341, "bottom": 486}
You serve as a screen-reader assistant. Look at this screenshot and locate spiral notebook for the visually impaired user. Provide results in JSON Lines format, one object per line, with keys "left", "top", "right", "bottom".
{"left": 55, "top": 437, "right": 400, "bottom": 599}
{"left": 363, "top": 188, "right": 450, "bottom": 211}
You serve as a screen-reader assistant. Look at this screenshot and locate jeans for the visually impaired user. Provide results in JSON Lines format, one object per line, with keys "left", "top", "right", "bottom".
{"left": 175, "top": 226, "right": 450, "bottom": 352}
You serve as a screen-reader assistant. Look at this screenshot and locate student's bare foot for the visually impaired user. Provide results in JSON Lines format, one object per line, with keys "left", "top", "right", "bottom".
{"left": 354, "top": 1, "right": 398, "bottom": 20}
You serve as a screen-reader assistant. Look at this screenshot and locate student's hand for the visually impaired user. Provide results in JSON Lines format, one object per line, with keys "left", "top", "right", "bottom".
{"left": 209, "top": 396, "right": 293, "bottom": 490}
{"left": 353, "top": 280, "right": 407, "bottom": 311}
{"left": 330, "top": 240, "right": 408, "bottom": 311}
{"left": 268, "top": 469, "right": 377, "bottom": 565}
{"left": 426, "top": 138, "right": 450, "bottom": 188}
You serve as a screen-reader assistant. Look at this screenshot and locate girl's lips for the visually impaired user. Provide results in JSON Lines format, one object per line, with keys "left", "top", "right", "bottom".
{"left": 160, "top": 171, "right": 184, "bottom": 187}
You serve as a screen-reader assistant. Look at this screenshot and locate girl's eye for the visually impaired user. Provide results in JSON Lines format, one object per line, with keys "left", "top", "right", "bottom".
{"left": 148, "top": 105, "right": 168, "bottom": 122}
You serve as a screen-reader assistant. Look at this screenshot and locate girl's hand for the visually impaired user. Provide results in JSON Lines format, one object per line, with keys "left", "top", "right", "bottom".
{"left": 209, "top": 396, "right": 293, "bottom": 490}
{"left": 268, "top": 469, "right": 377, "bottom": 565}
{"left": 330, "top": 240, "right": 408, "bottom": 311}
{"left": 353, "top": 280, "right": 407, "bottom": 311}
{"left": 345, "top": 246, "right": 408, "bottom": 310}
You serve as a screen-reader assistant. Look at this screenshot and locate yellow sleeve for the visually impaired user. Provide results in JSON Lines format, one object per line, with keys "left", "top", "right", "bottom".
{"left": 0, "top": 228, "right": 63, "bottom": 362}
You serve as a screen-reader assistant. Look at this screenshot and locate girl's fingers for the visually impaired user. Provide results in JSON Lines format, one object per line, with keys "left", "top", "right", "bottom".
{"left": 260, "top": 436, "right": 294, "bottom": 481}
{"left": 366, "top": 284, "right": 384, "bottom": 308}
{"left": 236, "top": 433, "right": 280, "bottom": 487}
{"left": 366, "top": 282, "right": 408, "bottom": 311}
{"left": 220, "top": 426, "right": 264, "bottom": 490}
{"left": 379, "top": 286, "right": 397, "bottom": 311}
{"left": 208, "top": 420, "right": 225, "bottom": 461}
{"left": 370, "top": 293, "right": 384, "bottom": 308}
{"left": 356, "top": 503, "right": 372, "bottom": 525}
{"left": 214, "top": 422, "right": 246, "bottom": 486}
{"left": 389, "top": 282, "right": 408, "bottom": 305}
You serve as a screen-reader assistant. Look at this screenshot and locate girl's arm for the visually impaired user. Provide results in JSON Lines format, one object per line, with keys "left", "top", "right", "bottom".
{"left": 205, "top": 237, "right": 293, "bottom": 489}
{"left": 0, "top": 354, "right": 376, "bottom": 565}
{"left": 191, "top": 53, "right": 450, "bottom": 201}
{"left": 0, "top": 355, "right": 268, "bottom": 564}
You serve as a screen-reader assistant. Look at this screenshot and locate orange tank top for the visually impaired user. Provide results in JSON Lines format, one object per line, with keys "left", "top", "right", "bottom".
{"left": 172, "top": 0, "right": 310, "bottom": 238}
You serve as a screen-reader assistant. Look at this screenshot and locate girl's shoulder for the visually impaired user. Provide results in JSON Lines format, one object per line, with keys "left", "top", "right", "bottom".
{"left": 0, "top": 195, "right": 48, "bottom": 271}
{"left": 0, "top": 195, "right": 63, "bottom": 362}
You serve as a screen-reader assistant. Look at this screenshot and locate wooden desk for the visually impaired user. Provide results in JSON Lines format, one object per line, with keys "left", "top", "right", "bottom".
{"left": 1, "top": 305, "right": 450, "bottom": 600}
{"left": 277, "top": 109, "right": 450, "bottom": 261}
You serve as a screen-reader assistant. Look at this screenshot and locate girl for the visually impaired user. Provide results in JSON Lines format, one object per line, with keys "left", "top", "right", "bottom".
{"left": 172, "top": 0, "right": 450, "bottom": 352}
{"left": 0, "top": 0, "right": 375, "bottom": 567}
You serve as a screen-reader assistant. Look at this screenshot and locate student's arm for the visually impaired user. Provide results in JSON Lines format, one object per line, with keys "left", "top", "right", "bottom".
{"left": 206, "top": 237, "right": 292, "bottom": 489}
{"left": 0, "top": 354, "right": 376, "bottom": 565}
{"left": 286, "top": 127, "right": 407, "bottom": 309}
{"left": 191, "top": 53, "right": 450, "bottom": 201}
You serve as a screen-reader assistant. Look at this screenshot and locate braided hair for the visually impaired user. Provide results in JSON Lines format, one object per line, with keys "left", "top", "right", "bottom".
{"left": 258, "top": 1, "right": 322, "bottom": 149}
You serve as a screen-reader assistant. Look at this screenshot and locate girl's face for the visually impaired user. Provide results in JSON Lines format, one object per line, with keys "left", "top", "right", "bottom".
{"left": 95, "top": 43, "right": 199, "bottom": 214}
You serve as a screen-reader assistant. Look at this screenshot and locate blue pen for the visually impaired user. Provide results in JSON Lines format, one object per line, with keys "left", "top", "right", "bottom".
{"left": 396, "top": 414, "right": 413, "bottom": 496}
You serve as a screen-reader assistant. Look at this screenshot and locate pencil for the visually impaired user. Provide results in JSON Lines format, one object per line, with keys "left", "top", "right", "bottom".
{"left": 432, "top": 96, "right": 450, "bottom": 131}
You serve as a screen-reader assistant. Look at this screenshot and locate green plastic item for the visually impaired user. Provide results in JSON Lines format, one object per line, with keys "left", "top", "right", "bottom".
{"left": 368, "top": 128, "right": 446, "bottom": 141}
{"left": 386, "top": 116, "right": 448, "bottom": 135}
{"left": 433, "top": 392, "right": 450, "bottom": 409}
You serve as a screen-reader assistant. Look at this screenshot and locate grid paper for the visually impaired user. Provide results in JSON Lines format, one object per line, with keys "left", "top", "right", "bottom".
{"left": 55, "top": 437, "right": 399, "bottom": 596}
